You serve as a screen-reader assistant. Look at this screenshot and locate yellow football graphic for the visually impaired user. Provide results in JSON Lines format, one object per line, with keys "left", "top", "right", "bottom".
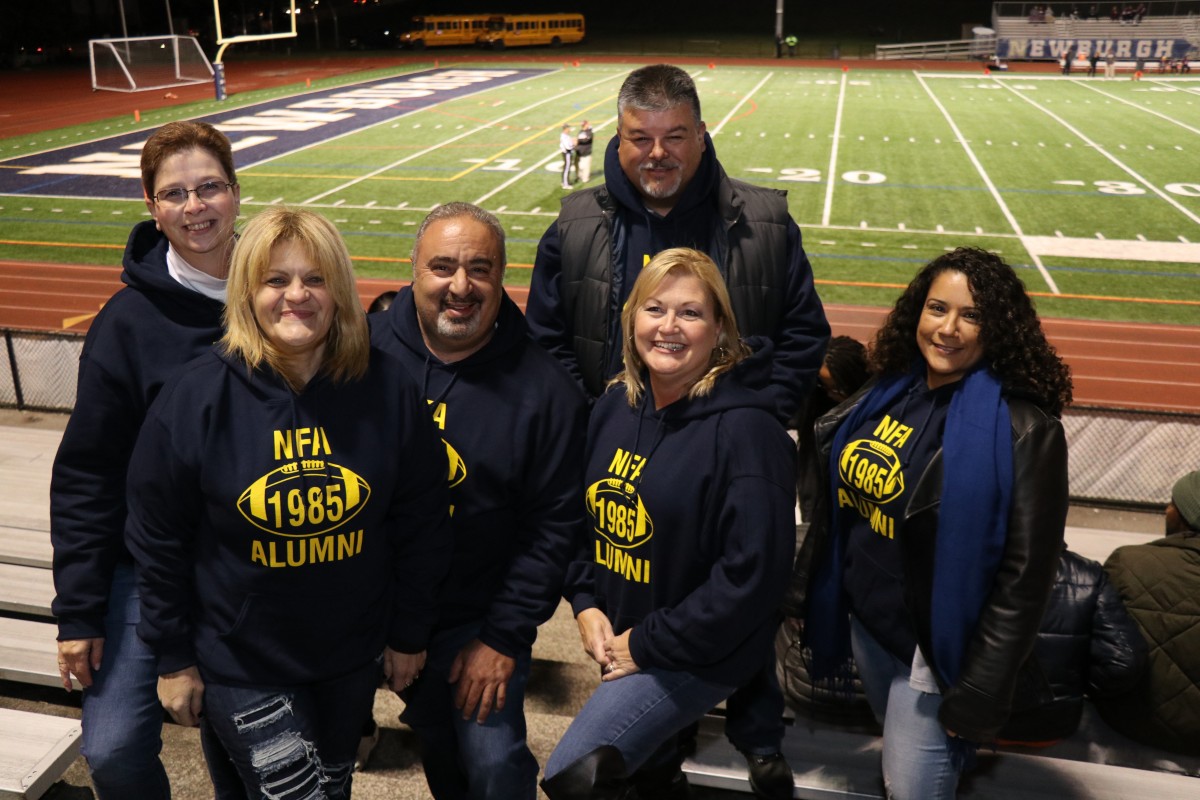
{"left": 237, "top": 460, "right": 371, "bottom": 536}
{"left": 586, "top": 479, "right": 653, "bottom": 549}
{"left": 444, "top": 439, "right": 467, "bottom": 488}
{"left": 840, "top": 439, "right": 904, "bottom": 503}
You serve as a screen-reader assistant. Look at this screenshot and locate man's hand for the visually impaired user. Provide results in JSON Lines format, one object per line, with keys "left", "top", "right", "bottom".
{"left": 158, "top": 667, "right": 204, "bottom": 727}
{"left": 576, "top": 608, "right": 614, "bottom": 667}
{"left": 57, "top": 638, "right": 104, "bottom": 690}
{"left": 383, "top": 648, "right": 426, "bottom": 693}
{"left": 449, "top": 639, "right": 515, "bottom": 724}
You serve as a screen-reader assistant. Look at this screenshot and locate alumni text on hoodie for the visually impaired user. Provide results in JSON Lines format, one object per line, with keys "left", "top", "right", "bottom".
{"left": 51, "top": 220, "right": 225, "bottom": 640}
{"left": 565, "top": 347, "right": 796, "bottom": 686}
{"left": 370, "top": 287, "right": 588, "bottom": 658}
{"left": 124, "top": 346, "right": 453, "bottom": 686}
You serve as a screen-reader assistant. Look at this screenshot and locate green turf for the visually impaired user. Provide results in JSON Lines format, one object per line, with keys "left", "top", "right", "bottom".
{"left": 2, "top": 62, "right": 1198, "bottom": 324}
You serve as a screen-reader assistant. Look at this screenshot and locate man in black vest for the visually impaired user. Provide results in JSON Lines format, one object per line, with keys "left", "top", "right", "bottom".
{"left": 527, "top": 63, "right": 829, "bottom": 800}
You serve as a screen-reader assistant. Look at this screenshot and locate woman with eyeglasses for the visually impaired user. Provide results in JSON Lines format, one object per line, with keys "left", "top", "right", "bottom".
{"left": 50, "top": 120, "right": 241, "bottom": 797}
{"left": 124, "top": 207, "right": 452, "bottom": 799}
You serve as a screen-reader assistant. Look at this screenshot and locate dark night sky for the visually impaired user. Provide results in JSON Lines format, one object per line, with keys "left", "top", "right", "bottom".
{"left": 3, "top": 0, "right": 999, "bottom": 55}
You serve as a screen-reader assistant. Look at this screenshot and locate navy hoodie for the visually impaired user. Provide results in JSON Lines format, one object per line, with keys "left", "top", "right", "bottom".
{"left": 370, "top": 287, "right": 588, "bottom": 657}
{"left": 124, "top": 347, "right": 453, "bottom": 685}
{"left": 51, "top": 220, "right": 225, "bottom": 640}
{"left": 565, "top": 348, "right": 796, "bottom": 685}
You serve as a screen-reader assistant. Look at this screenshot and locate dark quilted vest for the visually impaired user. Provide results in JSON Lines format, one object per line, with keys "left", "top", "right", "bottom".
{"left": 556, "top": 176, "right": 790, "bottom": 397}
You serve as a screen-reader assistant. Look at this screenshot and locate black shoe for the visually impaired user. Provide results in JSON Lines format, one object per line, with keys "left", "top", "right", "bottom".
{"left": 742, "top": 751, "right": 793, "bottom": 800}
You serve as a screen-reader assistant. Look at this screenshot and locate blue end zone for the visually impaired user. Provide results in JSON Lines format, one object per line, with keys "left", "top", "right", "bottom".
{"left": 0, "top": 67, "right": 551, "bottom": 200}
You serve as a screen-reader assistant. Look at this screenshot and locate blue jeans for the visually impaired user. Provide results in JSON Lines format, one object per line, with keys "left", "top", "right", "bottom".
{"left": 724, "top": 657, "right": 786, "bottom": 754}
{"left": 543, "top": 667, "right": 737, "bottom": 780}
{"left": 79, "top": 561, "right": 170, "bottom": 800}
{"left": 400, "top": 622, "right": 538, "bottom": 800}
{"left": 200, "top": 657, "right": 380, "bottom": 800}
{"left": 850, "top": 617, "right": 977, "bottom": 800}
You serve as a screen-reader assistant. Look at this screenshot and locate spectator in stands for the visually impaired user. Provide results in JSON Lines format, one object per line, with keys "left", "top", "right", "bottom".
{"left": 368, "top": 289, "right": 397, "bottom": 314}
{"left": 1088, "top": 4, "right": 1100, "bottom": 19}
{"left": 797, "top": 246, "right": 1073, "bottom": 800}
{"left": 541, "top": 248, "right": 796, "bottom": 799}
{"left": 124, "top": 207, "right": 452, "bottom": 799}
{"left": 1111, "top": 5, "right": 1120, "bottom": 23}
{"left": 796, "top": 336, "right": 869, "bottom": 522}
{"left": 50, "top": 120, "right": 240, "bottom": 799}
{"left": 1135, "top": 2, "right": 1147, "bottom": 22}
{"left": 1094, "top": 470, "right": 1200, "bottom": 756}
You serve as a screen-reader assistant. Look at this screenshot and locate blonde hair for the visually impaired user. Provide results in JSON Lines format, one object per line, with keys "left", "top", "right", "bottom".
{"left": 220, "top": 207, "right": 368, "bottom": 389}
{"left": 613, "top": 247, "right": 750, "bottom": 406}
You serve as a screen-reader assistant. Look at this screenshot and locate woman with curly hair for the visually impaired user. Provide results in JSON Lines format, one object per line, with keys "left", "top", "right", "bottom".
{"left": 797, "top": 247, "right": 1072, "bottom": 799}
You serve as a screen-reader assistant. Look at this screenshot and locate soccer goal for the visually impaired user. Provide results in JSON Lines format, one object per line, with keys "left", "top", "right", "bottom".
{"left": 89, "top": 35, "right": 214, "bottom": 93}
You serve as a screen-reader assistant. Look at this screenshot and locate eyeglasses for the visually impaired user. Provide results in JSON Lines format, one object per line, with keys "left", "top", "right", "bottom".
{"left": 152, "top": 181, "right": 236, "bottom": 206}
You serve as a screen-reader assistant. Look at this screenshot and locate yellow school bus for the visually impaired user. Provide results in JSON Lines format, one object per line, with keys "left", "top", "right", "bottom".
{"left": 477, "top": 13, "right": 586, "bottom": 50}
{"left": 397, "top": 15, "right": 493, "bottom": 49}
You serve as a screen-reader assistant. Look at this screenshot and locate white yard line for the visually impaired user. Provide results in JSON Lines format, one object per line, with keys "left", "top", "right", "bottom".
{"left": 914, "top": 72, "right": 1061, "bottom": 294}
{"left": 301, "top": 71, "right": 621, "bottom": 205}
{"left": 821, "top": 71, "right": 849, "bottom": 228}
{"left": 997, "top": 80, "right": 1200, "bottom": 229}
{"left": 710, "top": 72, "right": 774, "bottom": 136}
{"left": 1076, "top": 81, "right": 1200, "bottom": 136}
{"left": 1146, "top": 77, "right": 1200, "bottom": 95}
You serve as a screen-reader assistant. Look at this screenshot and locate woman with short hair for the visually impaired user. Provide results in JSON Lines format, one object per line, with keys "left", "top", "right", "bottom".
{"left": 125, "top": 207, "right": 452, "bottom": 799}
{"left": 51, "top": 120, "right": 240, "bottom": 797}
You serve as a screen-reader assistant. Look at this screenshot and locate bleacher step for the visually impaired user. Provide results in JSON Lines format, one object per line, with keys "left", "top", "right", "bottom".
{"left": 0, "top": 564, "right": 53, "bottom": 618}
{"left": 0, "top": 527, "right": 51, "bottom": 569}
{"left": 0, "top": 708, "right": 80, "bottom": 799}
{"left": 682, "top": 713, "right": 1200, "bottom": 799}
{"left": 0, "top": 618, "right": 70, "bottom": 690}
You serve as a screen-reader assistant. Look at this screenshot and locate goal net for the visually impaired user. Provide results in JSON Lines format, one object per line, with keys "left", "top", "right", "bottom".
{"left": 89, "top": 35, "right": 213, "bottom": 93}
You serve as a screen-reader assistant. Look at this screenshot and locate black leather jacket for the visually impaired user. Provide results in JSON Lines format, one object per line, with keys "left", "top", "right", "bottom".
{"left": 789, "top": 380, "right": 1069, "bottom": 743}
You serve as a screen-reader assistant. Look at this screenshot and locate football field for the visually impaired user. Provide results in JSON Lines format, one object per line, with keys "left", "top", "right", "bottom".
{"left": 1, "top": 62, "right": 1198, "bottom": 324}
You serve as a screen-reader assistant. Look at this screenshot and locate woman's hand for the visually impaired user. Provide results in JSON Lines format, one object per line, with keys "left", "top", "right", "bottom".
{"left": 576, "top": 608, "right": 614, "bottom": 667}
{"left": 601, "top": 629, "right": 640, "bottom": 681}
{"left": 57, "top": 638, "right": 103, "bottom": 690}
{"left": 383, "top": 647, "right": 426, "bottom": 693}
{"left": 158, "top": 667, "right": 204, "bottom": 727}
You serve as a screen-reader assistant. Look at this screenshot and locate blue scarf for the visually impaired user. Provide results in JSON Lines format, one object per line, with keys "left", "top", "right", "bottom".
{"left": 806, "top": 364, "right": 1012, "bottom": 686}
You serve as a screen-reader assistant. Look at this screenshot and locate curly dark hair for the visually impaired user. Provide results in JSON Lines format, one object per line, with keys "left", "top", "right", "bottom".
{"left": 870, "top": 247, "right": 1073, "bottom": 416}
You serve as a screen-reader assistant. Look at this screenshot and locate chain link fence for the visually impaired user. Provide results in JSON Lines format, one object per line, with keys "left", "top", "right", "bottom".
{"left": 1, "top": 329, "right": 81, "bottom": 413}
{"left": 1, "top": 326, "right": 1194, "bottom": 508}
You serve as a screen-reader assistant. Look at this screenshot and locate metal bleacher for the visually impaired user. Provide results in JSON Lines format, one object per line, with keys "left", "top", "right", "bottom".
{"left": 0, "top": 427, "right": 79, "bottom": 799}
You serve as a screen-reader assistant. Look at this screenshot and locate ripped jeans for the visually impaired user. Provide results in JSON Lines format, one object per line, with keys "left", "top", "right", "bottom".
{"left": 200, "top": 658, "right": 380, "bottom": 800}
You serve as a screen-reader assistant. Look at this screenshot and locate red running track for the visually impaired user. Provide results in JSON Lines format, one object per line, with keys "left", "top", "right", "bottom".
{"left": 1, "top": 259, "right": 1196, "bottom": 414}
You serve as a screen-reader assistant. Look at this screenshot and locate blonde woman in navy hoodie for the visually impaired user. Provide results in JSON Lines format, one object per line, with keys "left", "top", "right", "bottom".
{"left": 541, "top": 248, "right": 796, "bottom": 799}
{"left": 124, "top": 207, "right": 452, "bottom": 799}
